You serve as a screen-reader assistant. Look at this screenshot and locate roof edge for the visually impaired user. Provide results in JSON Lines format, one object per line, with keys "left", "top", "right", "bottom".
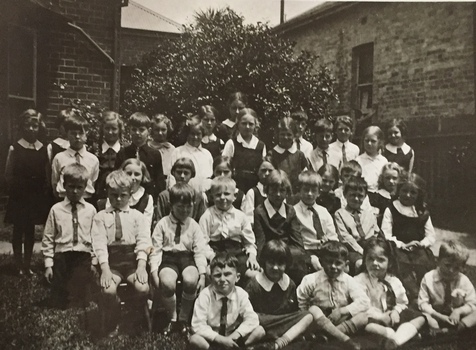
{"left": 125, "top": 0, "right": 182, "bottom": 31}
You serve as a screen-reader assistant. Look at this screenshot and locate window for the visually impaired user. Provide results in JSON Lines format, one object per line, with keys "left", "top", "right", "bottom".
{"left": 352, "top": 43, "right": 374, "bottom": 113}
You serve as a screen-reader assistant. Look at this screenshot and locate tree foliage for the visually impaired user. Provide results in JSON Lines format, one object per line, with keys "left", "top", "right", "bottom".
{"left": 121, "top": 7, "right": 338, "bottom": 144}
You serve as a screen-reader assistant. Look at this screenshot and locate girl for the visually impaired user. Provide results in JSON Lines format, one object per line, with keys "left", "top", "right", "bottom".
{"left": 381, "top": 172, "right": 436, "bottom": 303}
{"left": 216, "top": 91, "right": 248, "bottom": 142}
{"left": 222, "top": 108, "right": 267, "bottom": 193}
{"left": 5, "top": 109, "right": 49, "bottom": 275}
{"left": 368, "top": 162, "right": 403, "bottom": 227}
{"left": 355, "top": 237, "right": 426, "bottom": 349}
{"left": 205, "top": 156, "right": 246, "bottom": 210}
{"left": 242, "top": 159, "right": 275, "bottom": 225}
{"left": 245, "top": 240, "right": 315, "bottom": 349}
{"left": 356, "top": 126, "right": 388, "bottom": 193}
{"left": 198, "top": 105, "right": 224, "bottom": 159}
{"left": 269, "top": 116, "right": 309, "bottom": 197}
{"left": 383, "top": 119, "right": 415, "bottom": 172}
{"left": 96, "top": 111, "right": 123, "bottom": 200}
{"left": 316, "top": 164, "right": 341, "bottom": 217}
{"left": 148, "top": 114, "right": 175, "bottom": 178}
{"left": 169, "top": 118, "right": 213, "bottom": 192}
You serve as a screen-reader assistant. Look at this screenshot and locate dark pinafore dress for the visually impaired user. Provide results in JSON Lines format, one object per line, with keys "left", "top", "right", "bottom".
{"left": 201, "top": 138, "right": 222, "bottom": 160}
{"left": 384, "top": 147, "right": 414, "bottom": 172}
{"left": 231, "top": 138, "right": 265, "bottom": 193}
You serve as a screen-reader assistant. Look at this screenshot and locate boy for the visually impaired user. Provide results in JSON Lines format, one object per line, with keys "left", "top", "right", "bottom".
{"left": 334, "top": 176, "right": 379, "bottom": 275}
{"left": 91, "top": 170, "right": 152, "bottom": 333}
{"left": 292, "top": 170, "right": 338, "bottom": 275}
{"left": 291, "top": 110, "right": 313, "bottom": 159}
{"left": 51, "top": 112, "right": 99, "bottom": 200}
{"left": 189, "top": 253, "right": 260, "bottom": 349}
{"left": 150, "top": 183, "right": 208, "bottom": 335}
{"left": 156, "top": 157, "right": 206, "bottom": 222}
{"left": 47, "top": 108, "right": 71, "bottom": 164}
{"left": 297, "top": 241, "right": 369, "bottom": 350}
{"left": 328, "top": 115, "right": 360, "bottom": 169}
{"left": 199, "top": 177, "right": 259, "bottom": 281}
{"left": 115, "top": 112, "right": 165, "bottom": 199}
{"left": 335, "top": 161, "right": 372, "bottom": 210}
{"left": 418, "top": 240, "right": 476, "bottom": 331}
{"left": 42, "top": 163, "right": 97, "bottom": 308}
{"left": 309, "top": 119, "right": 333, "bottom": 172}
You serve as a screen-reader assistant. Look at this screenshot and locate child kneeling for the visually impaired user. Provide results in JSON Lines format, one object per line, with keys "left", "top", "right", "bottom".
{"left": 150, "top": 183, "right": 208, "bottom": 334}
{"left": 91, "top": 170, "right": 152, "bottom": 333}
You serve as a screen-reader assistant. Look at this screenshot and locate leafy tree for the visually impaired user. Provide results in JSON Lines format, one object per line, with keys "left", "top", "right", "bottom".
{"left": 121, "top": 7, "right": 338, "bottom": 144}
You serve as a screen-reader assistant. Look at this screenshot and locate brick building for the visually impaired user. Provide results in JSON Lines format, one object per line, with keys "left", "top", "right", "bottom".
{"left": 0, "top": 0, "right": 180, "bottom": 194}
{"left": 276, "top": 2, "right": 476, "bottom": 223}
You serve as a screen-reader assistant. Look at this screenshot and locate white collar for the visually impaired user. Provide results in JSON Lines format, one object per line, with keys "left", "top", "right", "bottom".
{"left": 18, "top": 138, "right": 43, "bottom": 150}
{"left": 392, "top": 199, "right": 418, "bottom": 216}
{"left": 264, "top": 198, "right": 287, "bottom": 219}
{"left": 64, "top": 197, "right": 86, "bottom": 206}
{"left": 131, "top": 186, "right": 145, "bottom": 202}
{"left": 335, "top": 139, "right": 350, "bottom": 147}
{"left": 385, "top": 143, "right": 411, "bottom": 155}
{"left": 212, "top": 286, "right": 237, "bottom": 301}
{"left": 202, "top": 134, "right": 217, "bottom": 143}
{"left": 53, "top": 137, "right": 69, "bottom": 148}
{"left": 297, "top": 200, "right": 319, "bottom": 213}
{"left": 256, "top": 183, "right": 267, "bottom": 197}
{"left": 184, "top": 142, "right": 204, "bottom": 151}
{"left": 312, "top": 146, "right": 327, "bottom": 155}
{"left": 222, "top": 119, "right": 236, "bottom": 128}
{"left": 361, "top": 152, "right": 382, "bottom": 160}
{"left": 105, "top": 204, "right": 130, "bottom": 213}
{"left": 377, "top": 188, "right": 391, "bottom": 199}
{"left": 236, "top": 133, "right": 259, "bottom": 149}
{"left": 212, "top": 205, "right": 235, "bottom": 216}
{"left": 101, "top": 140, "right": 121, "bottom": 154}
{"left": 66, "top": 146, "right": 86, "bottom": 156}
{"left": 273, "top": 143, "right": 297, "bottom": 154}
{"left": 256, "top": 271, "right": 290, "bottom": 292}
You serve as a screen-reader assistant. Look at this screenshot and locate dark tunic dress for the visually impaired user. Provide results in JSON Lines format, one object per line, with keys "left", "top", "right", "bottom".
{"left": 384, "top": 146, "right": 414, "bottom": 172}
{"left": 231, "top": 138, "right": 265, "bottom": 193}
{"left": 201, "top": 138, "right": 223, "bottom": 160}
{"left": 368, "top": 191, "right": 392, "bottom": 228}
{"left": 216, "top": 122, "right": 235, "bottom": 143}
{"left": 5, "top": 142, "right": 49, "bottom": 225}
{"left": 96, "top": 146, "right": 121, "bottom": 200}
{"left": 315, "top": 192, "right": 341, "bottom": 217}
{"left": 269, "top": 149, "right": 309, "bottom": 195}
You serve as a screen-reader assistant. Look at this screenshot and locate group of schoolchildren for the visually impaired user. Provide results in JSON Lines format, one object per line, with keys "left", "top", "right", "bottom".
{"left": 4, "top": 91, "right": 476, "bottom": 350}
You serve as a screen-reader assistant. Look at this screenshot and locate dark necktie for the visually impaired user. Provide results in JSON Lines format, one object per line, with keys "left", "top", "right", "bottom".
{"left": 443, "top": 281, "right": 452, "bottom": 314}
{"left": 75, "top": 152, "right": 81, "bottom": 164}
{"left": 296, "top": 139, "right": 301, "bottom": 150}
{"left": 322, "top": 150, "right": 327, "bottom": 164}
{"left": 71, "top": 202, "right": 79, "bottom": 245}
{"left": 308, "top": 206, "right": 325, "bottom": 239}
{"left": 174, "top": 219, "right": 182, "bottom": 244}
{"left": 342, "top": 144, "right": 348, "bottom": 164}
{"left": 115, "top": 209, "right": 123, "bottom": 242}
{"left": 353, "top": 211, "right": 366, "bottom": 239}
{"left": 380, "top": 278, "right": 397, "bottom": 310}
{"left": 219, "top": 297, "right": 228, "bottom": 336}
{"left": 396, "top": 147, "right": 404, "bottom": 157}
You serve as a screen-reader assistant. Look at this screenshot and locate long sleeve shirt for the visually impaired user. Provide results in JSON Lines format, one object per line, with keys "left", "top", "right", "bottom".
{"left": 91, "top": 206, "right": 152, "bottom": 265}
{"left": 104, "top": 187, "right": 153, "bottom": 229}
{"left": 308, "top": 147, "right": 328, "bottom": 172}
{"left": 297, "top": 270, "right": 370, "bottom": 316}
{"left": 42, "top": 198, "right": 97, "bottom": 268}
{"left": 199, "top": 206, "right": 257, "bottom": 259}
{"left": 327, "top": 140, "right": 360, "bottom": 170}
{"left": 355, "top": 153, "right": 388, "bottom": 193}
{"left": 149, "top": 215, "right": 208, "bottom": 274}
{"left": 222, "top": 134, "right": 267, "bottom": 158}
{"left": 192, "top": 286, "right": 259, "bottom": 341}
{"left": 241, "top": 183, "right": 266, "bottom": 224}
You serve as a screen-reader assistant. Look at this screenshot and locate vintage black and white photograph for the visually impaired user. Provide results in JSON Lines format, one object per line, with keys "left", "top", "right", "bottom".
{"left": 0, "top": 0, "right": 475, "bottom": 349}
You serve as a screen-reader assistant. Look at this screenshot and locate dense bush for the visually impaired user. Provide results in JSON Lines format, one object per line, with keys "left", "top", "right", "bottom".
{"left": 121, "top": 8, "right": 338, "bottom": 145}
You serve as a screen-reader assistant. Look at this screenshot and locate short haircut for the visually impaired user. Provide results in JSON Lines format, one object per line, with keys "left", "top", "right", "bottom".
{"left": 343, "top": 175, "right": 368, "bottom": 195}
{"left": 63, "top": 163, "right": 89, "bottom": 184}
{"left": 57, "top": 108, "right": 76, "bottom": 129}
{"left": 227, "top": 91, "right": 248, "bottom": 108}
{"left": 298, "top": 170, "right": 321, "bottom": 188}
{"left": 317, "top": 164, "right": 339, "bottom": 189}
{"left": 129, "top": 112, "right": 150, "bottom": 128}
{"left": 320, "top": 241, "right": 349, "bottom": 261}
{"left": 18, "top": 109, "right": 47, "bottom": 141}
{"left": 151, "top": 114, "right": 173, "bottom": 134}
{"left": 63, "top": 112, "right": 89, "bottom": 132}
{"left": 313, "top": 118, "right": 333, "bottom": 134}
{"left": 378, "top": 162, "right": 403, "bottom": 190}
{"left": 106, "top": 170, "right": 133, "bottom": 191}
{"left": 265, "top": 169, "right": 292, "bottom": 196}
{"left": 120, "top": 158, "right": 151, "bottom": 185}
{"left": 171, "top": 157, "right": 196, "bottom": 178}
{"left": 210, "top": 176, "right": 236, "bottom": 195}
{"left": 362, "top": 236, "right": 398, "bottom": 276}
{"left": 340, "top": 160, "right": 362, "bottom": 177}
{"left": 291, "top": 110, "right": 308, "bottom": 122}
{"left": 277, "top": 115, "right": 297, "bottom": 135}
{"left": 259, "top": 239, "right": 292, "bottom": 268}
{"left": 169, "top": 183, "right": 195, "bottom": 205}
{"left": 438, "top": 240, "right": 469, "bottom": 266}
{"left": 101, "top": 111, "right": 124, "bottom": 140}
{"left": 237, "top": 108, "right": 260, "bottom": 129}
{"left": 198, "top": 105, "right": 219, "bottom": 120}
{"left": 361, "top": 126, "right": 385, "bottom": 152}
{"left": 210, "top": 252, "right": 239, "bottom": 273}
{"left": 334, "top": 115, "right": 355, "bottom": 131}
{"left": 386, "top": 118, "right": 408, "bottom": 138}
{"left": 184, "top": 115, "right": 204, "bottom": 137}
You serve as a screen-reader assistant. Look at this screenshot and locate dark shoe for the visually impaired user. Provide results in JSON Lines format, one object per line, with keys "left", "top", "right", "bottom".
{"left": 177, "top": 320, "right": 191, "bottom": 337}
{"left": 248, "top": 341, "right": 275, "bottom": 350}
{"left": 314, "top": 334, "right": 329, "bottom": 344}
{"left": 343, "top": 339, "right": 361, "bottom": 350}
{"left": 382, "top": 338, "right": 398, "bottom": 350}
{"left": 163, "top": 321, "right": 178, "bottom": 336}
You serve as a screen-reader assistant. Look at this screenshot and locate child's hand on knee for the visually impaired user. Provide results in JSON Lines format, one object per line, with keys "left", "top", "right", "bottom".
{"left": 389, "top": 310, "right": 400, "bottom": 326}
{"left": 44, "top": 267, "right": 53, "bottom": 283}
{"left": 135, "top": 266, "right": 148, "bottom": 284}
{"left": 328, "top": 308, "right": 343, "bottom": 323}
{"left": 449, "top": 309, "right": 461, "bottom": 325}
{"left": 216, "top": 335, "right": 239, "bottom": 348}
{"left": 100, "top": 268, "right": 114, "bottom": 289}
{"left": 247, "top": 254, "right": 260, "bottom": 271}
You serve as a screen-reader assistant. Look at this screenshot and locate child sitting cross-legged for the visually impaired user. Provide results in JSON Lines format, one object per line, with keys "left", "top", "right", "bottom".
{"left": 150, "top": 183, "right": 208, "bottom": 335}
{"left": 189, "top": 253, "right": 260, "bottom": 349}
{"left": 418, "top": 240, "right": 476, "bottom": 333}
{"left": 42, "top": 163, "right": 97, "bottom": 309}
{"left": 297, "top": 241, "right": 369, "bottom": 350}
{"left": 91, "top": 170, "right": 152, "bottom": 335}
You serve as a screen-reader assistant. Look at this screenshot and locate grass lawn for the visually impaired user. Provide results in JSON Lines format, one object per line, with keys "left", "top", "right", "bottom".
{"left": 0, "top": 254, "right": 475, "bottom": 350}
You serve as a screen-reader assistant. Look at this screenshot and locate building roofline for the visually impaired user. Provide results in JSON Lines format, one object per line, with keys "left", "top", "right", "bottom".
{"left": 123, "top": 0, "right": 182, "bottom": 32}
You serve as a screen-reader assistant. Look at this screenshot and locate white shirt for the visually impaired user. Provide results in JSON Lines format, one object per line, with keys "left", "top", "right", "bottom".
{"left": 47, "top": 137, "right": 69, "bottom": 163}
{"left": 222, "top": 134, "right": 267, "bottom": 158}
{"left": 242, "top": 183, "right": 267, "bottom": 224}
{"left": 295, "top": 136, "right": 313, "bottom": 159}
{"left": 356, "top": 153, "right": 388, "bottom": 192}
{"left": 328, "top": 140, "right": 360, "bottom": 169}
{"left": 308, "top": 147, "right": 328, "bottom": 172}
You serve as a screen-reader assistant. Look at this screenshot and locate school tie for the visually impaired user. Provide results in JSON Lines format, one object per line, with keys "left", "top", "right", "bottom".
{"left": 353, "top": 211, "right": 366, "bottom": 240}
{"left": 296, "top": 139, "right": 301, "bottom": 151}
{"left": 174, "top": 219, "right": 182, "bottom": 244}
{"left": 71, "top": 202, "right": 79, "bottom": 245}
{"left": 443, "top": 281, "right": 452, "bottom": 314}
{"left": 322, "top": 150, "right": 328, "bottom": 165}
{"left": 308, "top": 206, "right": 325, "bottom": 239}
{"left": 75, "top": 152, "right": 81, "bottom": 164}
{"left": 114, "top": 209, "right": 123, "bottom": 242}
{"left": 342, "top": 144, "right": 348, "bottom": 164}
{"left": 380, "top": 278, "right": 397, "bottom": 311}
{"left": 219, "top": 297, "right": 228, "bottom": 336}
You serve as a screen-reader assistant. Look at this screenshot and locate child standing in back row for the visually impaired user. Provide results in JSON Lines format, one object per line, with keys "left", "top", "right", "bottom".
{"left": 328, "top": 115, "right": 360, "bottom": 170}
{"left": 199, "top": 105, "right": 224, "bottom": 159}
{"left": 309, "top": 119, "right": 333, "bottom": 173}
{"left": 216, "top": 91, "right": 248, "bottom": 142}
{"left": 148, "top": 114, "right": 176, "bottom": 179}
{"left": 291, "top": 110, "right": 313, "bottom": 159}
{"left": 384, "top": 119, "right": 415, "bottom": 172}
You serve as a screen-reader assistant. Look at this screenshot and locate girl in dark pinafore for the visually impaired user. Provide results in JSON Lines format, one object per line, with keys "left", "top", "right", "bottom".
{"left": 381, "top": 172, "right": 436, "bottom": 304}
{"left": 198, "top": 105, "right": 224, "bottom": 160}
{"left": 383, "top": 119, "right": 415, "bottom": 172}
{"left": 216, "top": 91, "right": 248, "bottom": 143}
{"left": 222, "top": 108, "right": 266, "bottom": 194}
{"left": 5, "top": 109, "right": 49, "bottom": 275}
